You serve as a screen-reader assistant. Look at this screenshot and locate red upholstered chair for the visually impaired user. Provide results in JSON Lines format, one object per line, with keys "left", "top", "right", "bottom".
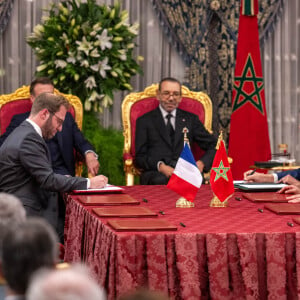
{"left": 0, "top": 85, "right": 84, "bottom": 176}
{"left": 122, "top": 84, "right": 213, "bottom": 186}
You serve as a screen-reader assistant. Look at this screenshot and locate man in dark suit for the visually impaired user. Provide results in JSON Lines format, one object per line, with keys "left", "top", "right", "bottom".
{"left": 0, "top": 77, "right": 99, "bottom": 177}
{"left": 135, "top": 77, "right": 217, "bottom": 185}
{"left": 0, "top": 93, "right": 108, "bottom": 235}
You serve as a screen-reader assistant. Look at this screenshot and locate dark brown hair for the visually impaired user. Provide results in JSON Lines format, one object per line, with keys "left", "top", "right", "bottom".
{"left": 31, "top": 93, "right": 69, "bottom": 116}
{"left": 30, "top": 77, "right": 54, "bottom": 96}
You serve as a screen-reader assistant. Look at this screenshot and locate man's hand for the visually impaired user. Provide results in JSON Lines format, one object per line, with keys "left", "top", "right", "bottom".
{"left": 243, "top": 170, "right": 274, "bottom": 182}
{"left": 282, "top": 184, "right": 300, "bottom": 203}
{"left": 158, "top": 162, "right": 174, "bottom": 178}
{"left": 287, "top": 194, "right": 300, "bottom": 203}
{"left": 278, "top": 175, "right": 300, "bottom": 186}
{"left": 278, "top": 184, "right": 300, "bottom": 195}
{"left": 85, "top": 152, "right": 99, "bottom": 177}
{"left": 196, "top": 160, "right": 204, "bottom": 173}
{"left": 89, "top": 175, "right": 108, "bottom": 189}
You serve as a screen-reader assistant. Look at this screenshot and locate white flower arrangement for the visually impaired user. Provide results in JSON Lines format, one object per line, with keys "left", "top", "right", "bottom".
{"left": 27, "top": 0, "right": 143, "bottom": 112}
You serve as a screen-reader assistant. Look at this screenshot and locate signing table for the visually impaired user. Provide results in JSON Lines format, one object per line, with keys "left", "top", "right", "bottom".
{"left": 64, "top": 185, "right": 300, "bottom": 300}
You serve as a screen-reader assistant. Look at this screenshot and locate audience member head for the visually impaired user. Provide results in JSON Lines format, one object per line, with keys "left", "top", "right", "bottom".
{"left": 119, "top": 288, "right": 169, "bottom": 300}
{"left": 29, "top": 77, "right": 54, "bottom": 102}
{"left": 30, "top": 93, "right": 70, "bottom": 139}
{"left": 157, "top": 77, "right": 182, "bottom": 113}
{"left": 1, "top": 218, "right": 58, "bottom": 295}
{"left": 0, "top": 193, "right": 26, "bottom": 257}
{"left": 27, "top": 264, "right": 106, "bottom": 300}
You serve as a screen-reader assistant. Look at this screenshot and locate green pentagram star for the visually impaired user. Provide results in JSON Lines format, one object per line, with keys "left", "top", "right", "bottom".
{"left": 212, "top": 160, "right": 230, "bottom": 182}
{"left": 232, "top": 54, "right": 264, "bottom": 114}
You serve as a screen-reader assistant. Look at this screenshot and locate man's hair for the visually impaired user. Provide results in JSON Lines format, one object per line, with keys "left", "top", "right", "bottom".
{"left": 29, "top": 77, "right": 54, "bottom": 96}
{"left": 0, "top": 193, "right": 26, "bottom": 257}
{"left": 1, "top": 218, "right": 58, "bottom": 294}
{"left": 158, "top": 77, "right": 182, "bottom": 93}
{"left": 31, "top": 93, "right": 70, "bottom": 116}
{"left": 27, "top": 264, "right": 106, "bottom": 300}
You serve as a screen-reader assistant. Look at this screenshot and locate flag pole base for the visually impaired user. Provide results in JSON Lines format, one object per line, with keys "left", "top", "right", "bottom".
{"left": 210, "top": 195, "right": 228, "bottom": 207}
{"left": 176, "top": 197, "right": 195, "bottom": 208}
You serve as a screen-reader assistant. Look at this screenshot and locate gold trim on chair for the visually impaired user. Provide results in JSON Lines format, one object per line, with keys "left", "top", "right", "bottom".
{"left": 121, "top": 84, "right": 213, "bottom": 186}
{"left": 0, "top": 86, "right": 83, "bottom": 129}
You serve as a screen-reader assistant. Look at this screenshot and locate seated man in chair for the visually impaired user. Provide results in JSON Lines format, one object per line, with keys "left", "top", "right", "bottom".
{"left": 135, "top": 77, "right": 217, "bottom": 185}
{"left": 0, "top": 77, "right": 99, "bottom": 177}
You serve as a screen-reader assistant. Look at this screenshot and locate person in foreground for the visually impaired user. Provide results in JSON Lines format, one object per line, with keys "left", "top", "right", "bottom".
{"left": 0, "top": 93, "right": 108, "bottom": 233}
{"left": 0, "top": 78, "right": 100, "bottom": 241}
{"left": 0, "top": 77, "right": 99, "bottom": 177}
{"left": 26, "top": 264, "right": 106, "bottom": 300}
{"left": 1, "top": 218, "right": 58, "bottom": 300}
{"left": 0, "top": 193, "right": 26, "bottom": 300}
{"left": 135, "top": 77, "right": 217, "bottom": 185}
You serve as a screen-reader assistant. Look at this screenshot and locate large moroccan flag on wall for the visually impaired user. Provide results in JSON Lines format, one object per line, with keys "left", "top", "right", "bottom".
{"left": 228, "top": 0, "right": 271, "bottom": 179}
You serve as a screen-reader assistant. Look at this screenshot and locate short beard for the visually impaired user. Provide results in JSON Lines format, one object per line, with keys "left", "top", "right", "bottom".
{"left": 41, "top": 116, "right": 55, "bottom": 140}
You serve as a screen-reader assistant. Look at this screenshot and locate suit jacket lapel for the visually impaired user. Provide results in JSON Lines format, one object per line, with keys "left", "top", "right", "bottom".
{"left": 24, "top": 121, "right": 52, "bottom": 162}
{"left": 56, "top": 131, "right": 65, "bottom": 158}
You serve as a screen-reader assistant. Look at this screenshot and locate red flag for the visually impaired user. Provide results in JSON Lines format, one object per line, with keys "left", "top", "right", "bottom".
{"left": 228, "top": 0, "right": 271, "bottom": 179}
{"left": 210, "top": 140, "right": 234, "bottom": 202}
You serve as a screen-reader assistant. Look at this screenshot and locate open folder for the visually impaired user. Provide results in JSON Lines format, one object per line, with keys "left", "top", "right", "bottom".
{"left": 234, "top": 181, "right": 287, "bottom": 191}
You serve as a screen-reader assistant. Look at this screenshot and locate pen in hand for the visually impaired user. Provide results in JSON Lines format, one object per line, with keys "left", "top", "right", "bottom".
{"left": 249, "top": 169, "right": 256, "bottom": 176}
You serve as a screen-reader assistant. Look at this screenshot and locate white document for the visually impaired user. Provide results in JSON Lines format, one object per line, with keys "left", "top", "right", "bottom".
{"left": 73, "top": 184, "right": 124, "bottom": 194}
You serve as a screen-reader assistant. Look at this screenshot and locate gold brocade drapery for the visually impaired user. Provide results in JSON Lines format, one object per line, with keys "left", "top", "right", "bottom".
{"left": 151, "top": 0, "right": 284, "bottom": 141}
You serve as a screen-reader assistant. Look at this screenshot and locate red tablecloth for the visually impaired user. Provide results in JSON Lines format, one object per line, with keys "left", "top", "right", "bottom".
{"left": 64, "top": 185, "right": 300, "bottom": 300}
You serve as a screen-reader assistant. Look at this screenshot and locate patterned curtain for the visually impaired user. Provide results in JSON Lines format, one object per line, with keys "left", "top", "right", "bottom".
{"left": 0, "top": 0, "right": 14, "bottom": 35}
{"left": 151, "top": 0, "right": 284, "bottom": 142}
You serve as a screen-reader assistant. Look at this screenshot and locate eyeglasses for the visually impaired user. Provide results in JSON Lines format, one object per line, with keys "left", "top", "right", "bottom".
{"left": 160, "top": 91, "right": 181, "bottom": 99}
{"left": 49, "top": 111, "right": 64, "bottom": 127}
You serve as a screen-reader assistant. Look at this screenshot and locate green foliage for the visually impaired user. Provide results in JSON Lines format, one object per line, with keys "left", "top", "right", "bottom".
{"left": 83, "top": 112, "right": 125, "bottom": 186}
{"left": 27, "top": 0, "right": 143, "bottom": 112}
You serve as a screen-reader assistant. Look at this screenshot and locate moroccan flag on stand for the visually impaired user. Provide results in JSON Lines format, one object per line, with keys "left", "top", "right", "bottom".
{"left": 167, "top": 143, "right": 203, "bottom": 202}
{"left": 210, "top": 139, "right": 234, "bottom": 202}
{"left": 228, "top": 0, "right": 271, "bottom": 179}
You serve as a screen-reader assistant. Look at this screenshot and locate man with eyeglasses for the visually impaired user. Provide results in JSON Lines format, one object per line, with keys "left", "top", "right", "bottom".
{"left": 135, "top": 77, "right": 217, "bottom": 185}
{"left": 0, "top": 78, "right": 99, "bottom": 242}
{"left": 0, "top": 93, "right": 108, "bottom": 236}
{"left": 0, "top": 77, "right": 99, "bottom": 177}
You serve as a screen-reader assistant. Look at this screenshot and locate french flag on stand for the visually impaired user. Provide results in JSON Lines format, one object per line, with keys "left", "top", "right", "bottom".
{"left": 167, "top": 143, "right": 203, "bottom": 202}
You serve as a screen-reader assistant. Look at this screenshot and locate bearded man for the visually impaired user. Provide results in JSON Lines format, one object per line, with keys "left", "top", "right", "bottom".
{"left": 0, "top": 93, "right": 107, "bottom": 235}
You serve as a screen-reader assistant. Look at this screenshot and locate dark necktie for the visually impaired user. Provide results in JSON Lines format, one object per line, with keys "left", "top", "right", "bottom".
{"left": 166, "top": 113, "right": 175, "bottom": 144}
